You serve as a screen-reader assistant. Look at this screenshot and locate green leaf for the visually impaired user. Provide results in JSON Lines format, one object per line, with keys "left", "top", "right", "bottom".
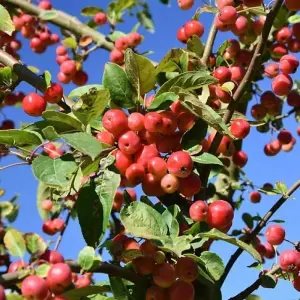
{"left": 0, "top": 5, "right": 15, "bottom": 35}
{"left": 187, "top": 35, "right": 205, "bottom": 57}
{"left": 137, "top": 7, "right": 154, "bottom": 33}
{"left": 179, "top": 89, "right": 234, "bottom": 137}
{"left": 72, "top": 88, "right": 110, "bottom": 125}
{"left": 36, "top": 182, "right": 51, "bottom": 220}
{"left": 108, "top": 31, "right": 127, "bottom": 42}
{"left": 61, "top": 133, "right": 104, "bottom": 160}
{"left": 78, "top": 246, "right": 95, "bottom": 271}
{"left": 125, "top": 49, "right": 156, "bottom": 95}
{"left": 4, "top": 229, "right": 26, "bottom": 258}
{"left": 61, "top": 36, "right": 77, "bottom": 49}
{"left": 260, "top": 274, "right": 277, "bottom": 288}
{"left": 242, "top": 213, "right": 254, "bottom": 229}
{"left": 69, "top": 85, "right": 103, "bottom": 99}
{"left": 103, "top": 63, "right": 135, "bottom": 109}
{"left": 43, "top": 111, "right": 83, "bottom": 131}
{"left": 42, "top": 126, "right": 59, "bottom": 141}
{"left": 24, "top": 233, "right": 47, "bottom": 256}
{"left": 162, "top": 205, "right": 180, "bottom": 238}
{"left": 0, "top": 67, "right": 15, "bottom": 87}
{"left": 63, "top": 286, "right": 111, "bottom": 300}
{"left": 0, "top": 129, "right": 43, "bottom": 146}
{"left": 109, "top": 276, "right": 130, "bottom": 300}
{"left": 0, "top": 201, "right": 14, "bottom": 218}
{"left": 6, "top": 294, "right": 25, "bottom": 300}
{"left": 35, "top": 264, "right": 51, "bottom": 277}
{"left": 195, "top": 229, "right": 263, "bottom": 262}
{"left": 192, "top": 153, "right": 223, "bottom": 166}
{"left": 39, "top": 10, "right": 58, "bottom": 21}
{"left": 200, "top": 251, "right": 225, "bottom": 281}
{"left": 156, "top": 49, "right": 186, "bottom": 74}
{"left": 32, "top": 154, "right": 78, "bottom": 189}
{"left": 77, "top": 166, "right": 120, "bottom": 247}
{"left": 81, "top": 6, "right": 104, "bottom": 16}
{"left": 44, "top": 71, "right": 52, "bottom": 88}
{"left": 120, "top": 201, "right": 168, "bottom": 240}
{"left": 275, "top": 181, "right": 288, "bottom": 195}
{"left": 288, "top": 15, "right": 300, "bottom": 24}
{"left": 147, "top": 92, "right": 178, "bottom": 111}
{"left": 246, "top": 295, "right": 262, "bottom": 300}
{"left": 156, "top": 71, "right": 217, "bottom": 96}
{"left": 27, "top": 66, "right": 40, "bottom": 74}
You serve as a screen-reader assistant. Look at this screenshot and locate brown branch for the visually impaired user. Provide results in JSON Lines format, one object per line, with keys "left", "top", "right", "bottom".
{"left": 3, "top": 0, "right": 114, "bottom": 51}
{"left": 199, "top": 0, "right": 284, "bottom": 199}
{"left": 219, "top": 179, "right": 300, "bottom": 287}
{"left": 0, "top": 260, "right": 146, "bottom": 287}
{"left": 0, "top": 50, "right": 72, "bottom": 111}
{"left": 228, "top": 265, "right": 281, "bottom": 300}
{"left": 201, "top": 15, "right": 218, "bottom": 66}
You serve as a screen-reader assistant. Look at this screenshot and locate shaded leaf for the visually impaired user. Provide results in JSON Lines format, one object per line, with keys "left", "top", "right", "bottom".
{"left": 24, "top": 233, "right": 47, "bottom": 256}
{"left": 200, "top": 251, "right": 225, "bottom": 281}
{"left": 0, "top": 130, "right": 43, "bottom": 146}
{"left": 43, "top": 111, "right": 83, "bottom": 131}
{"left": 192, "top": 153, "right": 223, "bottom": 166}
{"left": 147, "top": 92, "right": 178, "bottom": 111}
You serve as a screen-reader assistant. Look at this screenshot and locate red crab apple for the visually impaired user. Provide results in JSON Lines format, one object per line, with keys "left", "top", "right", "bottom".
{"left": 22, "top": 93, "right": 47, "bottom": 116}
{"left": 189, "top": 200, "right": 208, "bottom": 222}
{"left": 177, "top": 0, "right": 194, "bottom": 10}
{"left": 44, "top": 83, "right": 63, "bottom": 104}
{"left": 146, "top": 285, "right": 165, "bottom": 300}
{"left": 265, "top": 225, "right": 285, "bottom": 245}
{"left": 168, "top": 280, "right": 195, "bottom": 300}
{"left": 285, "top": 0, "right": 300, "bottom": 11}
{"left": 167, "top": 151, "right": 193, "bottom": 178}
{"left": 153, "top": 263, "right": 176, "bottom": 288}
{"left": 230, "top": 119, "right": 250, "bottom": 139}
{"left": 21, "top": 275, "right": 49, "bottom": 300}
{"left": 46, "top": 263, "right": 72, "bottom": 293}
{"left": 280, "top": 250, "right": 300, "bottom": 272}
{"left": 249, "top": 191, "right": 261, "bottom": 203}
{"left": 94, "top": 12, "right": 107, "bottom": 25}
{"left": 161, "top": 174, "right": 180, "bottom": 194}
{"left": 175, "top": 257, "right": 198, "bottom": 282}
{"left": 102, "top": 109, "right": 128, "bottom": 136}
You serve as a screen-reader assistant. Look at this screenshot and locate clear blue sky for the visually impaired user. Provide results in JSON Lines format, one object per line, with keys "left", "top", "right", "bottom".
{"left": 1, "top": 1, "right": 300, "bottom": 299}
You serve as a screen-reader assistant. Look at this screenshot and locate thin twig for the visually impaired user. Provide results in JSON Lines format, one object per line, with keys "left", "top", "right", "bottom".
{"left": 201, "top": 15, "right": 218, "bottom": 66}
{"left": 199, "top": 0, "right": 284, "bottom": 199}
{"left": 0, "top": 162, "right": 29, "bottom": 170}
{"left": 220, "top": 180, "right": 300, "bottom": 287}
{"left": 53, "top": 211, "right": 71, "bottom": 251}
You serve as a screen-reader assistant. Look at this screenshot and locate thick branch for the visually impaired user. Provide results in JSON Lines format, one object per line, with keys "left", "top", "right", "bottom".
{"left": 0, "top": 50, "right": 72, "bottom": 110}
{"left": 201, "top": 15, "right": 218, "bottom": 65}
{"left": 220, "top": 179, "right": 300, "bottom": 287}
{"left": 3, "top": 0, "right": 114, "bottom": 51}
{"left": 228, "top": 265, "right": 281, "bottom": 300}
{"left": 0, "top": 260, "right": 146, "bottom": 287}
{"left": 199, "top": 0, "right": 284, "bottom": 198}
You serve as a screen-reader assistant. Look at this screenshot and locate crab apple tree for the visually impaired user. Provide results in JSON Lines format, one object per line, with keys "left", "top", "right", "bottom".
{"left": 0, "top": 0, "right": 300, "bottom": 300}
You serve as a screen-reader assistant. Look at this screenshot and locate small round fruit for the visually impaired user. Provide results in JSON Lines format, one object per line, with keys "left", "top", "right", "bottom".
{"left": 118, "top": 130, "right": 142, "bottom": 154}
{"left": 278, "top": 130, "right": 293, "bottom": 145}
{"left": 175, "top": 257, "right": 198, "bottom": 282}
{"left": 128, "top": 112, "right": 145, "bottom": 131}
{"left": 22, "top": 93, "right": 47, "bottom": 117}
{"left": 230, "top": 119, "right": 250, "bottom": 139}
{"left": 46, "top": 263, "right": 72, "bottom": 293}
{"left": 152, "top": 263, "right": 176, "bottom": 288}
{"left": 102, "top": 109, "right": 128, "bottom": 136}
{"left": 96, "top": 131, "right": 115, "bottom": 146}
{"left": 161, "top": 174, "right": 180, "bottom": 194}
{"left": 168, "top": 280, "right": 195, "bottom": 300}
{"left": 44, "top": 83, "right": 63, "bottom": 104}
{"left": 21, "top": 275, "right": 48, "bottom": 300}
{"left": 147, "top": 157, "right": 167, "bottom": 179}
{"left": 189, "top": 200, "right": 208, "bottom": 222}
{"left": 178, "top": 173, "right": 201, "bottom": 198}
{"left": 265, "top": 225, "right": 285, "bottom": 246}
{"left": 167, "top": 151, "right": 193, "bottom": 178}
{"left": 280, "top": 250, "right": 300, "bottom": 272}
{"left": 249, "top": 191, "right": 261, "bottom": 203}
{"left": 145, "top": 285, "right": 165, "bottom": 300}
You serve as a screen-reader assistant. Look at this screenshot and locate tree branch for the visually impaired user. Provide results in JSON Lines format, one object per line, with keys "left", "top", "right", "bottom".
{"left": 0, "top": 50, "right": 72, "bottom": 111}
{"left": 3, "top": 0, "right": 114, "bottom": 51}
{"left": 0, "top": 260, "right": 147, "bottom": 287}
{"left": 228, "top": 265, "right": 281, "bottom": 300}
{"left": 219, "top": 179, "right": 300, "bottom": 287}
{"left": 199, "top": 0, "right": 284, "bottom": 198}
{"left": 201, "top": 15, "right": 218, "bottom": 65}
{"left": 54, "top": 211, "right": 71, "bottom": 251}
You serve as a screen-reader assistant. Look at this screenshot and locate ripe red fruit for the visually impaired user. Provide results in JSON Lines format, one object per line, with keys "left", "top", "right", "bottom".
{"left": 8, "top": 260, "right": 28, "bottom": 273}
{"left": 287, "top": 90, "right": 300, "bottom": 107}
{"left": 251, "top": 104, "right": 267, "bottom": 120}
{"left": 40, "top": 250, "right": 64, "bottom": 264}
{"left": 230, "top": 119, "right": 250, "bottom": 139}
{"left": 128, "top": 112, "right": 145, "bottom": 131}
{"left": 230, "top": 65, "right": 245, "bottom": 82}
{"left": 279, "top": 54, "right": 299, "bottom": 74}
{"left": 207, "top": 200, "right": 234, "bottom": 231}
{"left": 232, "top": 16, "right": 249, "bottom": 35}
{"left": 189, "top": 200, "right": 208, "bottom": 222}
{"left": 41, "top": 199, "right": 53, "bottom": 211}
{"left": 114, "top": 150, "right": 133, "bottom": 175}
{"left": 123, "top": 238, "right": 140, "bottom": 251}
{"left": 264, "top": 63, "right": 279, "bottom": 78}
{"left": 167, "top": 151, "right": 193, "bottom": 178}
{"left": 217, "top": 0, "right": 234, "bottom": 9}
{"left": 272, "top": 74, "right": 293, "bottom": 96}
{"left": 293, "top": 276, "right": 300, "bottom": 292}
{"left": 232, "top": 150, "right": 248, "bottom": 167}
{"left": 178, "top": 173, "right": 201, "bottom": 197}
{"left": 184, "top": 20, "right": 204, "bottom": 39}
{"left": 253, "top": 17, "right": 265, "bottom": 35}
{"left": 177, "top": 27, "right": 188, "bottom": 43}
{"left": 72, "top": 70, "right": 88, "bottom": 86}
{"left": 249, "top": 191, "right": 261, "bottom": 203}
{"left": 161, "top": 174, "right": 180, "bottom": 194}
{"left": 153, "top": 263, "right": 176, "bottom": 288}
{"left": 110, "top": 49, "right": 124, "bottom": 64}
{"left": 159, "top": 111, "right": 178, "bottom": 135}
{"left": 265, "top": 225, "right": 285, "bottom": 245}
{"left": 215, "top": 17, "right": 231, "bottom": 32}
{"left": 112, "top": 190, "right": 124, "bottom": 211}
{"left": 140, "top": 240, "right": 158, "bottom": 257}
{"left": 213, "top": 66, "right": 232, "bottom": 84}
{"left": 147, "top": 157, "right": 167, "bottom": 179}
{"left": 115, "top": 36, "right": 130, "bottom": 51}
{"left": 134, "top": 145, "right": 159, "bottom": 168}
{"left": 278, "top": 130, "right": 293, "bottom": 145}
{"left": 127, "top": 32, "right": 142, "bottom": 47}
{"left": 96, "top": 131, "right": 115, "bottom": 146}
{"left": 144, "top": 112, "right": 163, "bottom": 133}
{"left": 44, "top": 83, "right": 63, "bottom": 104}
{"left": 285, "top": 0, "right": 300, "bottom": 11}
{"left": 56, "top": 45, "right": 67, "bottom": 56}
{"left": 142, "top": 173, "right": 165, "bottom": 196}
{"left": 280, "top": 250, "right": 300, "bottom": 271}
{"left": 52, "top": 218, "right": 65, "bottom": 232}
{"left": 264, "top": 242, "right": 275, "bottom": 259}
{"left": 168, "top": 280, "right": 195, "bottom": 300}
{"left": 177, "top": 0, "right": 194, "bottom": 10}
{"left": 57, "top": 72, "right": 71, "bottom": 84}
{"left": 175, "top": 257, "right": 198, "bottom": 282}
{"left": 94, "top": 12, "right": 107, "bottom": 25}
{"left": 218, "top": 6, "right": 238, "bottom": 25}
{"left": 146, "top": 285, "right": 165, "bottom": 300}
{"left": 46, "top": 263, "right": 72, "bottom": 293}
{"left": 21, "top": 275, "right": 48, "bottom": 300}
{"left": 0, "top": 285, "right": 5, "bottom": 300}
{"left": 102, "top": 109, "right": 128, "bottom": 136}
{"left": 1, "top": 120, "right": 15, "bottom": 129}
{"left": 60, "top": 60, "right": 77, "bottom": 76}
{"left": 56, "top": 55, "right": 70, "bottom": 65}
{"left": 22, "top": 93, "right": 47, "bottom": 117}
{"left": 39, "top": 0, "right": 52, "bottom": 10}
{"left": 118, "top": 130, "right": 142, "bottom": 155}
{"left": 177, "top": 112, "right": 195, "bottom": 132}
{"left": 132, "top": 256, "right": 155, "bottom": 275}
{"left": 260, "top": 91, "right": 279, "bottom": 109}
{"left": 125, "top": 163, "right": 145, "bottom": 186}
{"left": 30, "top": 37, "right": 43, "bottom": 49}
{"left": 275, "top": 27, "right": 292, "bottom": 44}
{"left": 75, "top": 276, "right": 91, "bottom": 289}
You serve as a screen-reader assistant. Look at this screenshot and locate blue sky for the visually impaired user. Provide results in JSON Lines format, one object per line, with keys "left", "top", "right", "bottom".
{"left": 1, "top": 0, "right": 300, "bottom": 299}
